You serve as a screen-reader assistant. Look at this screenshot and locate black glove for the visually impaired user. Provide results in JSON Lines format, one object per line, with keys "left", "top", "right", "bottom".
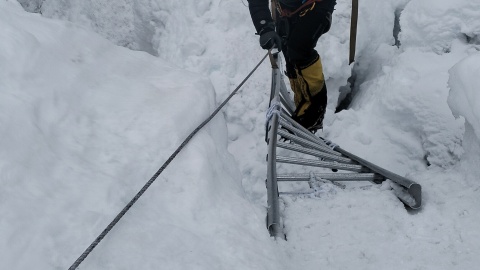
{"left": 259, "top": 27, "right": 282, "bottom": 51}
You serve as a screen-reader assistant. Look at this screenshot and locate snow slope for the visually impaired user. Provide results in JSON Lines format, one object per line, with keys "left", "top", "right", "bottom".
{"left": 286, "top": 1, "right": 480, "bottom": 269}
{"left": 4, "top": 0, "right": 480, "bottom": 269}
{"left": 0, "top": 1, "right": 286, "bottom": 269}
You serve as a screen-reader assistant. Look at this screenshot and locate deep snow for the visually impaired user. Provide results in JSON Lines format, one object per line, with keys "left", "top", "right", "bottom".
{"left": 2, "top": 0, "right": 480, "bottom": 269}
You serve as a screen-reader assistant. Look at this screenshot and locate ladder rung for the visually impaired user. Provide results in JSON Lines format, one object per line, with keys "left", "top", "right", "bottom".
{"left": 280, "top": 111, "right": 330, "bottom": 146}
{"left": 277, "top": 141, "right": 353, "bottom": 164}
{"left": 279, "top": 191, "right": 314, "bottom": 196}
{"left": 279, "top": 118, "right": 320, "bottom": 145}
{"left": 276, "top": 156, "right": 364, "bottom": 172}
{"left": 277, "top": 129, "right": 341, "bottom": 156}
{"left": 277, "top": 173, "right": 380, "bottom": 182}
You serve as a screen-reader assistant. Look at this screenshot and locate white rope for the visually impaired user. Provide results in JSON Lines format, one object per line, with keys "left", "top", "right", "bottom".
{"left": 265, "top": 100, "right": 282, "bottom": 125}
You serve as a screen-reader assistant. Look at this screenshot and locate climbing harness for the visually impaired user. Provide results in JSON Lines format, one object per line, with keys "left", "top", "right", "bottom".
{"left": 275, "top": 0, "right": 323, "bottom": 18}
{"left": 67, "top": 52, "right": 269, "bottom": 270}
{"left": 265, "top": 52, "right": 422, "bottom": 239}
{"left": 271, "top": 0, "right": 358, "bottom": 64}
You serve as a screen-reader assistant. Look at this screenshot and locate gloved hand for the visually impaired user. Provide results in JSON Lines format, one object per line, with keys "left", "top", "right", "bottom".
{"left": 259, "top": 27, "right": 282, "bottom": 51}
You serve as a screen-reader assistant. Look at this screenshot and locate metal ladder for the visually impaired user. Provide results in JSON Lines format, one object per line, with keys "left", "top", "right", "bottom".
{"left": 265, "top": 52, "right": 422, "bottom": 239}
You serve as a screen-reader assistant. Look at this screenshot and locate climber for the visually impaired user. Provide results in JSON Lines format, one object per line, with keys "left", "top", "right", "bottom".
{"left": 247, "top": 0, "right": 336, "bottom": 132}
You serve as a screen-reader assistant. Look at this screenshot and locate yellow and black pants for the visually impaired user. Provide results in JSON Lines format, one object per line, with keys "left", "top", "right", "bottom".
{"left": 277, "top": 1, "right": 335, "bottom": 130}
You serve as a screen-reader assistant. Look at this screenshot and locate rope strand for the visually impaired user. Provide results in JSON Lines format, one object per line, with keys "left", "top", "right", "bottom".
{"left": 68, "top": 52, "right": 269, "bottom": 270}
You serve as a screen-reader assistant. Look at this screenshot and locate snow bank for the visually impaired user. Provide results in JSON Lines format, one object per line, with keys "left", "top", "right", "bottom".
{"left": 0, "top": 1, "right": 284, "bottom": 269}
{"left": 447, "top": 53, "right": 480, "bottom": 210}
{"left": 329, "top": 0, "right": 480, "bottom": 168}
{"left": 289, "top": 1, "right": 480, "bottom": 269}
{"left": 18, "top": 0, "right": 167, "bottom": 55}
{"left": 401, "top": 0, "right": 480, "bottom": 53}
{"left": 448, "top": 54, "right": 480, "bottom": 142}
{"left": 356, "top": 0, "right": 410, "bottom": 52}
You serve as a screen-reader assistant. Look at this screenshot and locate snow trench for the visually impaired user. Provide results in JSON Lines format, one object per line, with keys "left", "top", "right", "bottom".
{"left": 6, "top": 0, "right": 480, "bottom": 269}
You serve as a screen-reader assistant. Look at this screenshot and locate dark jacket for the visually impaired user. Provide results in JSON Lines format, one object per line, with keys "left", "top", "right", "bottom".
{"left": 247, "top": 0, "right": 275, "bottom": 34}
{"left": 247, "top": 0, "right": 335, "bottom": 33}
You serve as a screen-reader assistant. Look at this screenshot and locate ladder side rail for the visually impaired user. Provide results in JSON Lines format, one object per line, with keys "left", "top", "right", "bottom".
{"left": 266, "top": 53, "right": 284, "bottom": 239}
{"left": 333, "top": 146, "right": 422, "bottom": 209}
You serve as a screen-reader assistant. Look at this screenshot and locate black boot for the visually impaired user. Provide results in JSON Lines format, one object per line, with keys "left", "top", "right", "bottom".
{"left": 292, "top": 83, "right": 327, "bottom": 132}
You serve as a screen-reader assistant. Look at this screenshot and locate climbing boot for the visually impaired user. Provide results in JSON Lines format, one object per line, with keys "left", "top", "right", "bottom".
{"left": 291, "top": 56, "right": 327, "bottom": 132}
{"left": 292, "top": 84, "right": 327, "bottom": 132}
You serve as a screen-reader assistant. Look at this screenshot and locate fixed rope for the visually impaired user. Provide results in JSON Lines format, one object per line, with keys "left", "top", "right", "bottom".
{"left": 68, "top": 52, "right": 269, "bottom": 270}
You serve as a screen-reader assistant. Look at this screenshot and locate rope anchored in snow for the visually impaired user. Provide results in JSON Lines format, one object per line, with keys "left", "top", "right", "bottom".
{"left": 68, "top": 52, "right": 269, "bottom": 270}
{"left": 266, "top": 101, "right": 282, "bottom": 122}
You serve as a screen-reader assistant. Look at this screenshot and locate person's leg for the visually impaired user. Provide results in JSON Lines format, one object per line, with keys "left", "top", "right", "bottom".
{"left": 284, "top": 3, "right": 334, "bottom": 131}
{"left": 276, "top": 16, "right": 304, "bottom": 107}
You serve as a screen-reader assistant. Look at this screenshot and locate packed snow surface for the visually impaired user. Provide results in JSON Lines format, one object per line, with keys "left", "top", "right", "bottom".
{"left": 2, "top": 0, "right": 480, "bottom": 269}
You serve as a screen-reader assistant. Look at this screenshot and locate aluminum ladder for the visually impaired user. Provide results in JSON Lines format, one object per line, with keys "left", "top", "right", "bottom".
{"left": 265, "top": 52, "right": 422, "bottom": 239}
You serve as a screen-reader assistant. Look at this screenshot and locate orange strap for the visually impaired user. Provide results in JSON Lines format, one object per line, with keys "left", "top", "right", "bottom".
{"left": 276, "top": 0, "right": 323, "bottom": 18}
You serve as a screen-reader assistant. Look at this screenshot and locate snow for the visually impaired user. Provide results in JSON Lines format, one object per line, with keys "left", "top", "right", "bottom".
{"left": 0, "top": 1, "right": 284, "bottom": 269}
{"left": 2, "top": 0, "right": 480, "bottom": 269}
{"left": 401, "top": 0, "right": 480, "bottom": 53}
{"left": 449, "top": 54, "right": 480, "bottom": 141}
